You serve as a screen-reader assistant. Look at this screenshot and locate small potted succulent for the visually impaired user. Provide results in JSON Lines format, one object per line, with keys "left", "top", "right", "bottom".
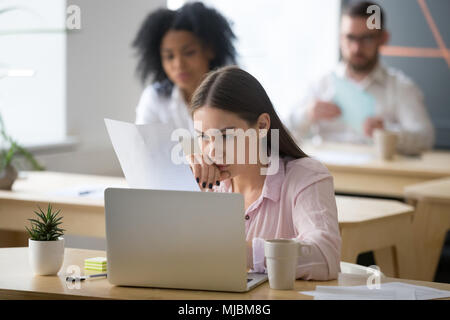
{"left": 26, "top": 204, "right": 65, "bottom": 275}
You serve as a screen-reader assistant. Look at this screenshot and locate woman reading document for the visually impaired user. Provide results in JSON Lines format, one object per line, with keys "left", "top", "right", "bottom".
{"left": 187, "top": 66, "right": 341, "bottom": 280}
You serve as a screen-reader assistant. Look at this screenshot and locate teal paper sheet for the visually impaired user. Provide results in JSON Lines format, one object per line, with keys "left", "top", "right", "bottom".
{"left": 332, "top": 73, "right": 376, "bottom": 133}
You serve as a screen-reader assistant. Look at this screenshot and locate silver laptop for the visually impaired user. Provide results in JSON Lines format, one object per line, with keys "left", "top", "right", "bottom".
{"left": 104, "top": 188, "right": 267, "bottom": 292}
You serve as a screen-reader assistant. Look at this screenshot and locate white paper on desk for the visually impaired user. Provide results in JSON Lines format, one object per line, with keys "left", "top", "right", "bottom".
{"left": 300, "top": 282, "right": 450, "bottom": 300}
{"left": 310, "top": 150, "right": 373, "bottom": 165}
{"left": 49, "top": 184, "right": 126, "bottom": 199}
{"left": 104, "top": 119, "right": 200, "bottom": 192}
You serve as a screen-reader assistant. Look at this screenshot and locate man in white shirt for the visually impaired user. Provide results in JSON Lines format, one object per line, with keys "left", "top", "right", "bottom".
{"left": 288, "top": 1, "right": 434, "bottom": 155}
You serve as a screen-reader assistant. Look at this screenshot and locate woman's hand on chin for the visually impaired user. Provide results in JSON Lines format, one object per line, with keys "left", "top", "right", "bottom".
{"left": 186, "top": 153, "right": 230, "bottom": 191}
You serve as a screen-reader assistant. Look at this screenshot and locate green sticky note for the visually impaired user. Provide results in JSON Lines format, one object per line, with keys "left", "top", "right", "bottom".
{"left": 85, "top": 257, "right": 107, "bottom": 263}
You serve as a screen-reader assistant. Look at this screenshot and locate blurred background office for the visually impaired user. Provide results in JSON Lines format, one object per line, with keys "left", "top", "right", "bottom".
{"left": 0, "top": 0, "right": 340, "bottom": 176}
{"left": 1, "top": 0, "right": 449, "bottom": 177}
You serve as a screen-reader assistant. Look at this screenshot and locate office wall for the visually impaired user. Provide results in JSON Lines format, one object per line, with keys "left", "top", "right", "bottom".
{"left": 347, "top": 0, "right": 450, "bottom": 149}
{"left": 378, "top": 0, "right": 450, "bottom": 149}
{"left": 35, "top": 0, "right": 166, "bottom": 176}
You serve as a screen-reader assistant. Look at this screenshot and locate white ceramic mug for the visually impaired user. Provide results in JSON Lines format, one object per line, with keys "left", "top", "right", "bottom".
{"left": 373, "top": 129, "right": 398, "bottom": 161}
{"left": 264, "top": 239, "right": 311, "bottom": 290}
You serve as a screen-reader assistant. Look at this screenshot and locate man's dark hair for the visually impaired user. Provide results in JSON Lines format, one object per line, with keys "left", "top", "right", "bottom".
{"left": 132, "top": 2, "right": 237, "bottom": 97}
{"left": 343, "top": 1, "right": 385, "bottom": 30}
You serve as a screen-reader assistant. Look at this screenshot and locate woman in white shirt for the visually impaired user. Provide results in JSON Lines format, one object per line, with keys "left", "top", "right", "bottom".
{"left": 133, "top": 2, "right": 237, "bottom": 131}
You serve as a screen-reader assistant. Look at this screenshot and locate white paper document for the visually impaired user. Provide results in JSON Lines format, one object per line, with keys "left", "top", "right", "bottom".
{"left": 104, "top": 119, "right": 200, "bottom": 192}
{"left": 49, "top": 184, "right": 124, "bottom": 199}
{"left": 310, "top": 150, "right": 373, "bottom": 165}
{"left": 300, "top": 282, "right": 450, "bottom": 300}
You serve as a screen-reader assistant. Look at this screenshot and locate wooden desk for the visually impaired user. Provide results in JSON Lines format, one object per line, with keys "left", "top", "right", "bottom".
{"left": 0, "top": 172, "right": 418, "bottom": 280}
{"left": 404, "top": 178, "right": 450, "bottom": 281}
{"left": 0, "top": 171, "right": 127, "bottom": 246}
{"left": 301, "top": 142, "right": 450, "bottom": 198}
{"left": 337, "top": 196, "right": 415, "bottom": 279}
{"left": 1, "top": 247, "right": 449, "bottom": 300}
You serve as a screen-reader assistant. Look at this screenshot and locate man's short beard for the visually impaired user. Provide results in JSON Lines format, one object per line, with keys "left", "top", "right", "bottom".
{"left": 347, "top": 53, "right": 379, "bottom": 73}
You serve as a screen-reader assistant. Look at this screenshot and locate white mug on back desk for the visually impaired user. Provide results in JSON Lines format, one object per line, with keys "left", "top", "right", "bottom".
{"left": 264, "top": 239, "right": 311, "bottom": 290}
{"left": 373, "top": 129, "right": 398, "bottom": 161}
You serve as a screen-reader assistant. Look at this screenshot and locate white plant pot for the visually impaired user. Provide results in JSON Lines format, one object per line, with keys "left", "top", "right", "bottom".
{"left": 28, "top": 237, "right": 65, "bottom": 276}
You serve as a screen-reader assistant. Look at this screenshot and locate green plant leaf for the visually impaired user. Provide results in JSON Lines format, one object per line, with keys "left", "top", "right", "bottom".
{"left": 33, "top": 210, "right": 47, "bottom": 223}
{"left": 0, "top": 112, "right": 45, "bottom": 171}
{"left": 25, "top": 203, "right": 64, "bottom": 241}
{"left": 0, "top": 7, "right": 18, "bottom": 15}
{"left": 28, "top": 218, "right": 43, "bottom": 225}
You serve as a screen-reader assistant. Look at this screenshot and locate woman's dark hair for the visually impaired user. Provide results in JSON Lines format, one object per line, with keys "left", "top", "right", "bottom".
{"left": 190, "top": 66, "right": 307, "bottom": 160}
{"left": 132, "top": 2, "right": 237, "bottom": 96}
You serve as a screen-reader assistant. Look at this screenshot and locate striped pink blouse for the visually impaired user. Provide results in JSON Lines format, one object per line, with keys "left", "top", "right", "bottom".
{"left": 214, "top": 156, "right": 341, "bottom": 280}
